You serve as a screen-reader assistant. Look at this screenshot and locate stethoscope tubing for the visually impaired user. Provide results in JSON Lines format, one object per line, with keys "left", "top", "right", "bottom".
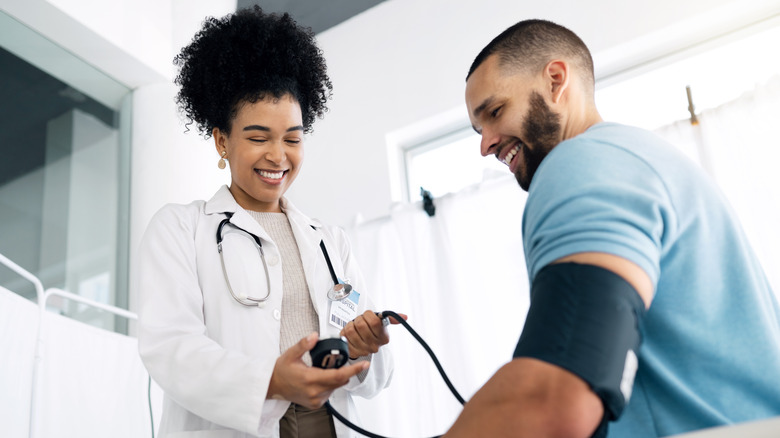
{"left": 319, "top": 240, "right": 340, "bottom": 285}
{"left": 217, "top": 212, "right": 272, "bottom": 306}
{"left": 326, "top": 310, "right": 465, "bottom": 438}
{"left": 216, "top": 212, "right": 347, "bottom": 307}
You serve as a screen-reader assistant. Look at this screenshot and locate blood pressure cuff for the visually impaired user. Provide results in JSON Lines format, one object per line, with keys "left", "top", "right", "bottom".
{"left": 513, "top": 262, "right": 646, "bottom": 425}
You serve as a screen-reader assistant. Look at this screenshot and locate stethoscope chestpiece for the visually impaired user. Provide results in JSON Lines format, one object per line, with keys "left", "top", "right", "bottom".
{"left": 327, "top": 283, "right": 353, "bottom": 301}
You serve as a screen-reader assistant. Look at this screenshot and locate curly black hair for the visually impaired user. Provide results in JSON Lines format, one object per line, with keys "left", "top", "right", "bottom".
{"left": 174, "top": 6, "right": 332, "bottom": 136}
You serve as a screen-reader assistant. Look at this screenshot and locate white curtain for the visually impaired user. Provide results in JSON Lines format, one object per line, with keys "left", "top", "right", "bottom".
{"left": 0, "top": 283, "right": 163, "bottom": 438}
{"left": 348, "top": 75, "right": 780, "bottom": 436}
{"left": 348, "top": 177, "right": 529, "bottom": 436}
{"left": 34, "top": 310, "right": 158, "bottom": 438}
{"left": 654, "top": 74, "right": 780, "bottom": 294}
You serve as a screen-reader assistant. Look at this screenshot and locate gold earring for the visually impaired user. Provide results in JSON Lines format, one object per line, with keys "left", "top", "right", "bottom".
{"left": 218, "top": 150, "right": 227, "bottom": 169}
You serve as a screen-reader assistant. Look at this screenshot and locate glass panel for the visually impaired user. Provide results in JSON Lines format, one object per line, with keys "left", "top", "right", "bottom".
{"left": 0, "top": 13, "right": 131, "bottom": 333}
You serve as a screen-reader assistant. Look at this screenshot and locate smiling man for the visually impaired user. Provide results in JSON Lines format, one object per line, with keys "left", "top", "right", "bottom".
{"left": 444, "top": 19, "right": 780, "bottom": 438}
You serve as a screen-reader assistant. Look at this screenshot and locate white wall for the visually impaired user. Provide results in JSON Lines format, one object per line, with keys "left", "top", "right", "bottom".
{"left": 126, "top": 1, "right": 236, "bottom": 318}
{"left": 5, "top": 0, "right": 779, "bottom": 307}
{"left": 287, "top": 0, "right": 780, "bottom": 228}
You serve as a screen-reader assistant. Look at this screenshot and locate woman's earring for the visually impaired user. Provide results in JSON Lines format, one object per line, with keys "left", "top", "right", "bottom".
{"left": 218, "top": 151, "right": 227, "bottom": 169}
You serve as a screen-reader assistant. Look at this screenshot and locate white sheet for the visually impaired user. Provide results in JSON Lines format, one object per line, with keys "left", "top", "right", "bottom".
{"left": 0, "top": 286, "right": 39, "bottom": 438}
{"left": 33, "top": 306, "right": 156, "bottom": 437}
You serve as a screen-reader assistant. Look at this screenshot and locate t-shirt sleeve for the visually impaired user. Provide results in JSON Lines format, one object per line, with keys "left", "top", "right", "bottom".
{"left": 523, "top": 141, "right": 673, "bottom": 288}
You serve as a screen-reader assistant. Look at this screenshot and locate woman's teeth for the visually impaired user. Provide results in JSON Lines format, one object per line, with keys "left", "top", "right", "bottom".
{"left": 257, "top": 170, "right": 284, "bottom": 179}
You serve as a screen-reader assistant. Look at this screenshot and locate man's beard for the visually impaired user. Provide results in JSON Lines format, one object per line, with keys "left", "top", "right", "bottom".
{"left": 515, "top": 92, "right": 561, "bottom": 191}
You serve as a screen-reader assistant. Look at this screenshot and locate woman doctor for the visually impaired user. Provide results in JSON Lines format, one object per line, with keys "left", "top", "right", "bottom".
{"left": 136, "top": 7, "right": 401, "bottom": 438}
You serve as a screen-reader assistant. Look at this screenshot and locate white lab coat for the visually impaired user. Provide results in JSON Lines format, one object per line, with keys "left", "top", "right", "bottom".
{"left": 136, "top": 186, "right": 393, "bottom": 437}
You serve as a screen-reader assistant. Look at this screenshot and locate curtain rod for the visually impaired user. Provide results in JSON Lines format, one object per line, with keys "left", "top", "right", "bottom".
{"left": 686, "top": 85, "right": 699, "bottom": 126}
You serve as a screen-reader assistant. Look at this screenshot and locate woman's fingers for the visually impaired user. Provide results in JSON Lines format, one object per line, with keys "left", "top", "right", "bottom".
{"left": 341, "top": 310, "right": 393, "bottom": 357}
{"left": 268, "top": 333, "right": 370, "bottom": 408}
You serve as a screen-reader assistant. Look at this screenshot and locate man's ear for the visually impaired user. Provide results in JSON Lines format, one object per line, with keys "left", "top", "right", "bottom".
{"left": 546, "top": 60, "right": 569, "bottom": 104}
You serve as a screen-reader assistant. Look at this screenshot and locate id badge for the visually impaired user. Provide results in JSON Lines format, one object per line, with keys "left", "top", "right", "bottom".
{"left": 329, "top": 289, "right": 360, "bottom": 329}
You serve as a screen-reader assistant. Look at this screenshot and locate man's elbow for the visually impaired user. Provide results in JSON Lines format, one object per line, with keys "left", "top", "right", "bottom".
{"left": 493, "top": 359, "right": 605, "bottom": 438}
{"left": 523, "top": 389, "right": 604, "bottom": 438}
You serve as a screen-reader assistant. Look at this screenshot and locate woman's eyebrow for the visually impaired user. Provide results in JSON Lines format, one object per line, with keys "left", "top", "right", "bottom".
{"left": 242, "top": 125, "right": 304, "bottom": 132}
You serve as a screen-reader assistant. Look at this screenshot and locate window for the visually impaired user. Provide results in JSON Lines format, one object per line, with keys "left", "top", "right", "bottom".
{"left": 0, "top": 11, "right": 132, "bottom": 333}
{"left": 404, "top": 127, "right": 507, "bottom": 201}
{"left": 596, "top": 19, "right": 780, "bottom": 131}
{"left": 396, "top": 18, "right": 780, "bottom": 203}
{"left": 387, "top": 107, "right": 509, "bottom": 204}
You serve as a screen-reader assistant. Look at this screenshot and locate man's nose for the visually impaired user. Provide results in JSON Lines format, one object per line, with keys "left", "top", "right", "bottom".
{"left": 480, "top": 127, "right": 500, "bottom": 157}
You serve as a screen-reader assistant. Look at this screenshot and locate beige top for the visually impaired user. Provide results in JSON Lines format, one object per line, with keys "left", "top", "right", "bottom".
{"left": 247, "top": 210, "right": 318, "bottom": 366}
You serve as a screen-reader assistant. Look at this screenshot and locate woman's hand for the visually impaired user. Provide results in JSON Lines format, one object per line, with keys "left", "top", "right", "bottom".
{"left": 340, "top": 310, "right": 408, "bottom": 359}
{"left": 266, "top": 332, "right": 369, "bottom": 408}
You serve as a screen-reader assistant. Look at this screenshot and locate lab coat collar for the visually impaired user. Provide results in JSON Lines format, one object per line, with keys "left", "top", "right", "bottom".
{"left": 204, "top": 185, "right": 239, "bottom": 216}
{"left": 204, "top": 185, "right": 324, "bottom": 230}
{"left": 279, "top": 198, "right": 323, "bottom": 229}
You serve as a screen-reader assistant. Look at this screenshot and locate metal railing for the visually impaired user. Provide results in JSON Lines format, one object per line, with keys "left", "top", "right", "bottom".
{"left": 0, "top": 252, "right": 142, "bottom": 438}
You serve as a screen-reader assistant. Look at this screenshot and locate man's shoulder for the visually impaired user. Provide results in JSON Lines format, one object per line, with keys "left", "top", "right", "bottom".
{"left": 534, "top": 137, "right": 656, "bottom": 193}
{"left": 559, "top": 122, "right": 663, "bottom": 157}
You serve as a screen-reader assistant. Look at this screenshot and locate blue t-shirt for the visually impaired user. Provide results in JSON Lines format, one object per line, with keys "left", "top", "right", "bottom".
{"left": 523, "top": 122, "right": 780, "bottom": 437}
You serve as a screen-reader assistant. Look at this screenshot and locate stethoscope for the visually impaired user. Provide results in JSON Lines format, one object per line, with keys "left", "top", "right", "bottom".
{"left": 216, "top": 213, "right": 466, "bottom": 438}
{"left": 216, "top": 212, "right": 353, "bottom": 307}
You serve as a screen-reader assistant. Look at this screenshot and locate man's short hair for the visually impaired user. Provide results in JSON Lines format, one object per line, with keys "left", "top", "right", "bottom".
{"left": 467, "top": 19, "right": 595, "bottom": 92}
